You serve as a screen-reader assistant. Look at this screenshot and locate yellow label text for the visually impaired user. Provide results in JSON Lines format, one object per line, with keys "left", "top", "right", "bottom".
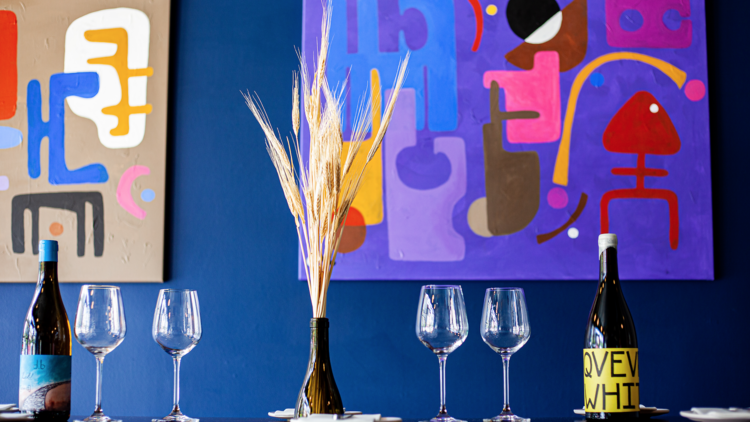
{"left": 583, "top": 348, "right": 639, "bottom": 413}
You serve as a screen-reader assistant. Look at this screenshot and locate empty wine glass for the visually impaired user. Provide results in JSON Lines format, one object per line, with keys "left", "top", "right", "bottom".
{"left": 152, "top": 289, "right": 202, "bottom": 422}
{"left": 74, "top": 285, "right": 127, "bottom": 422}
{"left": 480, "top": 288, "right": 531, "bottom": 422}
{"left": 416, "top": 285, "right": 469, "bottom": 422}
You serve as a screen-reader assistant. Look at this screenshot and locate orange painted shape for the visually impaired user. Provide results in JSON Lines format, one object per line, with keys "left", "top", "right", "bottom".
{"left": 85, "top": 28, "right": 154, "bottom": 137}
{"left": 340, "top": 68, "right": 384, "bottom": 225}
{"left": 0, "top": 11, "right": 17, "bottom": 120}
{"left": 49, "top": 222, "right": 64, "bottom": 236}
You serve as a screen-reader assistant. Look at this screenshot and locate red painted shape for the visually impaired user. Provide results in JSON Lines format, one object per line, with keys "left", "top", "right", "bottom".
{"left": 344, "top": 206, "right": 366, "bottom": 226}
{"left": 0, "top": 11, "right": 17, "bottom": 120}
{"left": 603, "top": 91, "right": 681, "bottom": 155}
{"left": 339, "top": 207, "right": 366, "bottom": 253}
{"left": 601, "top": 188, "right": 679, "bottom": 250}
{"left": 468, "top": 0, "right": 483, "bottom": 52}
{"left": 600, "top": 91, "right": 680, "bottom": 250}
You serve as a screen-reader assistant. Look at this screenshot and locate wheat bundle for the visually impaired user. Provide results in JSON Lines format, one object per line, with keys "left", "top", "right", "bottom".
{"left": 244, "top": 2, "right": 409, "bottom": 318}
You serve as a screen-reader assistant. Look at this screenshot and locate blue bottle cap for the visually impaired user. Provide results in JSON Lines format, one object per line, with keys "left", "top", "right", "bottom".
{"left": 39, "top": 240, "right": 58, "bottom": 262}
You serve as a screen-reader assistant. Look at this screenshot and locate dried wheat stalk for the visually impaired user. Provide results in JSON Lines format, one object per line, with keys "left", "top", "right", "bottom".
{"left": 244, "top": 1, "right": 409, "bottom": 318}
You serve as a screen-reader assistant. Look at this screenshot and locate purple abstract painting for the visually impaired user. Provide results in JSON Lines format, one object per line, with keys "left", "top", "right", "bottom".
{"left": 300, "top": 0, "right": 713, "bottom": 280}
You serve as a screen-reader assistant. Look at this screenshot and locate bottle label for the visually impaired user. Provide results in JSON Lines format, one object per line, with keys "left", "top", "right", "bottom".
{"left": 583, "top": 348, "right": 639, "bottom": 413}
{"left": 19, "top": 355, "right": 71, "bottom": 413}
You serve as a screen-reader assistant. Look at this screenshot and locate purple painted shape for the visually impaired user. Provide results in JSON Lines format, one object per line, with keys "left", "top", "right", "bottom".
{"left": 606, "top": 0, "right": 692, "bottom": 48}
{"left": 385, "top": 89, "right": 466, "bottom": 262}
{"left": 377, "top": 0, "right": 428, "bottom": 53}
{"left": 396, "top": 140, "right": 451, "bottom": 190}
{"left": 347, "top": 0, "right": 358, "bottom": 53}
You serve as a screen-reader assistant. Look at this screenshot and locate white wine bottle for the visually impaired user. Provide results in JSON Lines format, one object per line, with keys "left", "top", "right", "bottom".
{"left": 584, "top": 234, "right": 639, "bottom": 420}
{"left": 20, "top": 240, "right": 71, "bottom": 421}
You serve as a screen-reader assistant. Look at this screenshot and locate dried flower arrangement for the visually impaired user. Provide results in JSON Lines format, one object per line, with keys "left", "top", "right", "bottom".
{"left": 244, "top": 2, "right": 408, "bottom": 318}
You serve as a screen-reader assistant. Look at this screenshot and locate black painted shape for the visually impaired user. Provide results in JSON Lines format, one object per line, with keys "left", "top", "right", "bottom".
{"left": 506, "top": 0, "right": 560, "bottom": 40}
{"left": 12, "top": 192, "right": 105, "bottom": 257}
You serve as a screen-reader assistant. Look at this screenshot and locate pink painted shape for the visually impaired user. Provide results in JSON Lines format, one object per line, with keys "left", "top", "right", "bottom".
{"left": 483, "top": 51, "right": 560, "bottom": 143}
{"left": 547, "top": 187, "right": 569, "bottom": 209}
{"left": 116, "top": 165, "right": 150, "bottom": 219}
{"left": 606, "top": 0, "right": 692, "bottom": 48}
{"left": 684, "top": 79, "right": 706, "bottom": 101}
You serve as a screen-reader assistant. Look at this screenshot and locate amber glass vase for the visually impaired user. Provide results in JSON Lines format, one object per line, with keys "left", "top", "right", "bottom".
{"left": 295, "top": 318, "right": 344, "bottom": 417}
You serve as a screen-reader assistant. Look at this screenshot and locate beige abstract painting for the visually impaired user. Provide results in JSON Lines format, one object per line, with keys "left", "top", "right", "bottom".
{"left": 0, "top": 0, "right": 170, "bottom": 282}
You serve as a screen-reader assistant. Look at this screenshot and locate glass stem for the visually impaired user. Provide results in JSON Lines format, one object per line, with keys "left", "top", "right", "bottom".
{"left": 502, "top": 354, "right": 512, "bottom": 414}
{"left": 172, "top": 356, "right": 182, "bottom": 414}
{"left": 438, "top": 354, "right": 448, "bottom": 416}
{"left": 93, "top": 356, "right": 105, "bottom": 416}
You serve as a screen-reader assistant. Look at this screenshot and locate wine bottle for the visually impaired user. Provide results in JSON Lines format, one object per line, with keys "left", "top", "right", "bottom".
{"left": 584, "top": 234, "right": 639, "bottom": 420}
{"left": 20, "top": 240, "right": 71, "bottom": 421}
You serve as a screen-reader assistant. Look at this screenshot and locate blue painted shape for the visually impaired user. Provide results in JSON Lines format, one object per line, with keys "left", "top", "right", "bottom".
{"left": 663, "top": 8, "right": 684, "bottom": 31}
{"left": 330, "top": 0, "right": 458, "bottom": 132}
{"left": 141, "top": 188, "right": 155, "bottom": 202}
{"left": 0, "top": 127, "right": 22, "bottom": 149}
{"left": 27, "top": 72, "right": 108, "bottom": 185}
{"left": 620, "top": 9, "right": 644, "bottom": 32}
{"left": 590, "top": 72, "right": 605, "bottom": 88}
{"left": 396, "top": 141, "right": 451, "bottom": 190}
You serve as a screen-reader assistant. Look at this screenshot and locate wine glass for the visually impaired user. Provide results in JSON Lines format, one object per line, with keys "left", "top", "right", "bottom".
{"left": 480, "top": 288, "right": 531, "bottom": 422}
{"left": 74, "top": 285, "right": 127, "bottom": 422}
{"left": 416, "top": 285, "right": 469, "bottom": 422}
{"left": 152, "top": 289, "right": 202, "bottom": 422}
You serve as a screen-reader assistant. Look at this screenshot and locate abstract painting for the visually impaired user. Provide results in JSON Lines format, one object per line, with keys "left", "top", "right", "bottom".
{"left": 302, "top": 0, "right": 713, "bottom": 280}
{"left": 0, "top": 1, "right": 170, "bottom": 282}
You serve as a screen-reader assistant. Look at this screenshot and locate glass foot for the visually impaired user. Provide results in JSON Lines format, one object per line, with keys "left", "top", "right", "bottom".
{"left": 74, "top": 415, "right": 121, "bottom": 422}
{"left": 152, "top": 416, "right": 199, "bottom": 422}
{"left": 426, "top": 416, "right": 465, "bottom": 422}
{"left": 484, "top": 413, "right": 530, "bottom": 422}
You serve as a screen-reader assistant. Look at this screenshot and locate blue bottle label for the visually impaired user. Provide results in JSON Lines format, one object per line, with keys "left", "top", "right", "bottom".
{"left": 19, "top": 355, "right": 71, "bottom": 413}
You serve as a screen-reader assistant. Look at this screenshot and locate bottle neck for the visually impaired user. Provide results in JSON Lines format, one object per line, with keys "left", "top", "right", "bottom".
{"left": 599, "top": 247, "right": 619, "bottom": 284}
{"left": 310, "top": 318, "right": 330, "bottom": 358}
{"left": 37, "top": 261, "right": 60, "bottom": 291}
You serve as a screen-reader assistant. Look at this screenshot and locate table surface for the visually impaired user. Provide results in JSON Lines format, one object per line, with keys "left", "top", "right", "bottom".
{"left": 72, "top": 417, "right": 684, "bottom": 422}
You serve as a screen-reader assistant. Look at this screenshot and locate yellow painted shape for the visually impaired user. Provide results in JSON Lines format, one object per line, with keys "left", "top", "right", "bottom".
{"left": 486, "top": 4, "right": 498, "bottom": 16}
{"left": 583, "top": 348, "right": 640, "bottom": 413}
{"left": 85, "top": 28, "right": 154, "bottom": 137}
{"left": 341, "top": 68, "right": 383, "bottom": 225}
{"left": 552, "top": 52, "right": 687, "bottom": 186}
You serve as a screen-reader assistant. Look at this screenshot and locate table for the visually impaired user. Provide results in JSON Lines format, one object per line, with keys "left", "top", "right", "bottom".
{"left": 72, "top": 417, "right": 684, "bottom": 422}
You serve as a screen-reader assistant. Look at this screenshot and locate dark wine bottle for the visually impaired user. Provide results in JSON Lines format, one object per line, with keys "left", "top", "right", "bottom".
{"left": 20, "top": 240, "right": 71, "bottom": 421}
{"left": 584, "top": 234, "right": 639, "bottom": 420}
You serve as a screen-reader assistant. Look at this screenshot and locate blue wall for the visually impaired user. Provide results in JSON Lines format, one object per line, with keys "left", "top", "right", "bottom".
{"left": 1, "top": 0, "right": 748, "bottom": 419}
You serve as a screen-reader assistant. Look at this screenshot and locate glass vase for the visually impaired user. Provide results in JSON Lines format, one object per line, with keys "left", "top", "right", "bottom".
{"left": 295, "top": 318, "right": 344, "bottom": 418}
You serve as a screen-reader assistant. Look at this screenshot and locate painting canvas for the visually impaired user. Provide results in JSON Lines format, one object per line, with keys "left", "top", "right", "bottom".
{"left": 0, "top": 1, "right": 170, "bottom": 282}
{"left": 302, "top": 0, "right": 713, "bottom": 280}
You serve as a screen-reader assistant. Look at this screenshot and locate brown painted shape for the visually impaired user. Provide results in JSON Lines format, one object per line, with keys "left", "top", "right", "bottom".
{"left": 505, "top": 0, "right": 588, "bottom": 72}
{"left": 536, "top": 192, "right": 588, "bottom": 244}
{"left": 483, "top": 82, "right": 540, "bottom": 236}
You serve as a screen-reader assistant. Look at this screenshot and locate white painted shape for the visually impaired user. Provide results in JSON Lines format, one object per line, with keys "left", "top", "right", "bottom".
{"left": 649, "top": 103, "right": 659, "bottom": 113}
{"left": 467, "top": 197, "right": 493, "bottom": 238}
{"left": 567, "top": 227, "right": 579, "bottom": 239}
{"left": 64, "top": 8, "right": 151, "bottom": 149}
{"left": 525, "top": 11, "right": 562, "bottom": 44}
